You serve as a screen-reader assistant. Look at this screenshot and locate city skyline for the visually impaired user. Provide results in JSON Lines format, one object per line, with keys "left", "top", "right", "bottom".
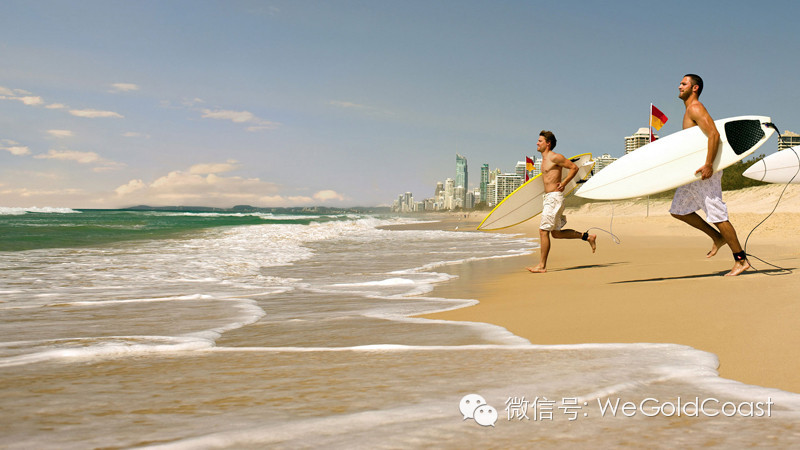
{"left": 394, "top": 126, "right": 799, "bottom": 211}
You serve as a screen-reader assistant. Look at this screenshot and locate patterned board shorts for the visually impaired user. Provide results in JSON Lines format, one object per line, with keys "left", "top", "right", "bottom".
{"left": 669, "top": 170, "right": 729, "bottom": 223}
{"left": 540, "top": 191, "right": 567, "bottom": 231}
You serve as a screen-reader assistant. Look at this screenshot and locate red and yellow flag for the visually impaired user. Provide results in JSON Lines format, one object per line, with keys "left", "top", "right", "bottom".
{"left": 650, "top": 104, "right": 668, "bottom": 130}
{"left": 525, "top": 156, "right": 535, "bottom": 181}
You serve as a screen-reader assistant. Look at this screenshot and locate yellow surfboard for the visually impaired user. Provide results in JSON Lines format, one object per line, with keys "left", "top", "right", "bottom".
{"left": 477, "top": 153, "right": 594, "bottom": 230}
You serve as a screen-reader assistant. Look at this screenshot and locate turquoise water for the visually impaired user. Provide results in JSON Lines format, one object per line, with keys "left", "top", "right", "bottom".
{"left": 0, "top": 208, "right": 351, "bottom": 251}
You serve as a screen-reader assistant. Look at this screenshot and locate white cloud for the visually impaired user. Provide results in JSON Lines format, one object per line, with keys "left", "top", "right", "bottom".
{"left": 200, "top": 108, "right": 280, "bottom": 131}
{"left": 114, "top": 169, "right": 285, "bottom": 206}
{"left": 109, "top": 165, "right": 345, "bottom": 207}
{"left": 0, "top": 86, "right": 48, "bottom": 106}
{"left": 69, "top": 109, "right": 124, "bottom": 119}
{"left": 33, "top": 149, "right": 124, "bottom": 171}
{"left": 122, "top": 131, "right": 150, "bottom": 138}
{"left": 201, "top": 109, "right": 257, "bottom": 123}
{"left": 114, "top": 179, "right": 146, "bottom": 196}
{"left": 0, "top": 94, "right": 44, "bottom": 106}
{"left": 313, "top": 190, "right": 346, "bottom": 202}
{"left": 17, "top": 96, "right": 44, "bottom": 106}
{"left": 0, "top": 187, "right": 85, "bottom": 198}
{"left": 47, "top": 129, "right": 75, "bottom": 138}
{"left": 0, "top": 86, "right": 70, "bottom": 110}
{"left": 35, "top": 149, "right": 102, "bottom": 164}
{"left": 0, "top": 86, "right": 31, "bottom": 97}
{"left": 110, "top": 83, "right": 140, "bottom": 93}
{"left": 1, "top": 141, "right": 31, "bottom": 156}
{"left": 189, "top": 160, "right": 240, "bottom": 175}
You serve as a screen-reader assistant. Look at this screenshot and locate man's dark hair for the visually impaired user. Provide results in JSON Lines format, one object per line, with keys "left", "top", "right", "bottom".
{"left": 684, "top": 73, "right": 704, "bottom": 96}
{"left": 539, "top": 130, "right": 557, "bottom": 150}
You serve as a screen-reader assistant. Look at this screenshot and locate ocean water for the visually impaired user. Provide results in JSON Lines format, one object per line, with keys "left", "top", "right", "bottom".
{"left": 1, "top": 208, "right": 800, "bottom": 449}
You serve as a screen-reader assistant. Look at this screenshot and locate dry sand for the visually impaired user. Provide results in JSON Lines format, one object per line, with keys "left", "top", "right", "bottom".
{"left": 416, "top": 184, "right": 800, "bottom": 393}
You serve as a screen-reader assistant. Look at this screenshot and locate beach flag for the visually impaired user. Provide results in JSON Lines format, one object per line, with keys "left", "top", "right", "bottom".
{"left": 526, "top": 156, "right": 535, "bottom": 181}
{"left": 650, "top": 104, "right": 668, "bottom": 142}
{"left": 650, "top": 104, "right": 668, "bottom": 130}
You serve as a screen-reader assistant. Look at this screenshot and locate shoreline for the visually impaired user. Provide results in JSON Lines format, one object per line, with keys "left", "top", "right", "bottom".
{"left": 404, "top": 184, "right": 800, "bottom": 394}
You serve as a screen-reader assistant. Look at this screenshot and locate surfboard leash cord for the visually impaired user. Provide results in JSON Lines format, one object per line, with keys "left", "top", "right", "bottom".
{"left": 586, "top": 203, "right": 621, "bottom": 245}
{"left": 742, "top": 123, "right": 799, "bottom": 276}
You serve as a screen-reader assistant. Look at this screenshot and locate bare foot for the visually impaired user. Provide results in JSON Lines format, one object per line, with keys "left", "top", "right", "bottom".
{"left": 587, "top": 234, "right": 597, "bottom": 253}
{"left": 725, "top": 259, "right": 750, "bottom": 276}
{"left": 526, "top": 265, "right": 547, "bottom": 273}
{"left": 707, "top": 237, "right": 727, "bottom": 258}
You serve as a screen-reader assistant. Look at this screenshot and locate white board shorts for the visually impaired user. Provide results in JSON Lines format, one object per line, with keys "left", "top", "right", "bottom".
{"left": 669, "top": 170, "right": 729, "bottom": 223}
{"left": 540, "top": 191, "right": 567, "bottom": 231}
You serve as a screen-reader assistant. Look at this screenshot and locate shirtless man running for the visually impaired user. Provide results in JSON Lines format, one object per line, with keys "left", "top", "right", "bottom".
{"left": 669, "top": 74, "right": 750, "bottom": 276}
{"left": 527, "top": 130, "right": 596, "bottom": 273}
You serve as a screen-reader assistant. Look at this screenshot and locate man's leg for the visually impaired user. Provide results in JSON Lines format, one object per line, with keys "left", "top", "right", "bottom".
{"left": 552, "top": 229, "right": 596, "bottom": 253}
{"left": 671, "top": 212, "right": 727, "bottom": 257}
{"left": 714, "top": 220, "right": 750, "bottom": 276}
{"left": 527, "top": 229, "right": 550, "bottom": 273}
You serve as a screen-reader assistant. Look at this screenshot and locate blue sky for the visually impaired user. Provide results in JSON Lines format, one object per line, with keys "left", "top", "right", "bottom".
{"left": 2, "top": 0, "right": 798, "bottom": 208}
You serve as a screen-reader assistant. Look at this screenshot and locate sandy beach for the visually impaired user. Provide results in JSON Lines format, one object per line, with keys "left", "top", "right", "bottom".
{"left": 419, "top": 184, "right": 800, "bottom": 393}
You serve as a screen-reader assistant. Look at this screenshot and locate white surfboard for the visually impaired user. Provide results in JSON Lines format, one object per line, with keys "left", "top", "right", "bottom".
{"left": 477, "top": 153, "right": 594, "bottom": 230}
{"left": 576, "top": 116, "right": 775, "bottom": 200}
{"left": 743, "top": 146, "right": 800, "bottom": 184}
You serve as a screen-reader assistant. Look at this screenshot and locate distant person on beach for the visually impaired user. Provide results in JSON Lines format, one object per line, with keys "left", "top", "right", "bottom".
{"left": 527, "top": 130, "right": 596, "bottom": 273}
{"left": 670, "top": 74, "right": 749, "bottom": 276}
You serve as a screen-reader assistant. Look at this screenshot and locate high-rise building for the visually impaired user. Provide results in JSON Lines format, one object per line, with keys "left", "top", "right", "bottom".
{"left": 489, "top": 168, "right": 501, "bottom": 184}
{"left": 393, "top": 195, "right": 402, "bottom": 212}
{"left": 495, "top": 173, "right": 523, "bottom": 204}
{"left": 455, "top": 154, "right": 468, "bottom": 206}
{"left": 454, "top": 186, "right": 465, "bottom": 209}
{"left": 403, "top": 192, "right": 414, "bottom": 213}
{"left": 779, "top": 130, "right": 800, "bottom": 150}
{"left": 625, "top": 128, "right": 657, "bottom": 154}
{"left": 391, "top": 192, "right": 416, "bottom": 213}
{"left": 487, "top": 180, "right": 497, "bottom": 207}
{"left": 444, "top": 178, "right": 455, "bottom": 210}
{"left": 593, "top": 153, "right": 618, "bottom": 174}
{"left": 480, "top": 164, "right": 489, "bottom": 204}
{"left": 515, "top": 161, "right": 526, "bottom": 180}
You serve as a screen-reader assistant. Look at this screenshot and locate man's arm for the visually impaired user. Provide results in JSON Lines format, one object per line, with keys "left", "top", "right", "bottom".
{"left": 688, "top": 102, "right": 720, "bottom": 180}
{"left": 553, "top": 154, "right": 578, "bottom": 191}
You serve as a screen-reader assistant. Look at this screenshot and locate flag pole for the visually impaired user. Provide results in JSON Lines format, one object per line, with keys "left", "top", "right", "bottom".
{"left": 647, "top": 103, "right": 652, "bottom": 217}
